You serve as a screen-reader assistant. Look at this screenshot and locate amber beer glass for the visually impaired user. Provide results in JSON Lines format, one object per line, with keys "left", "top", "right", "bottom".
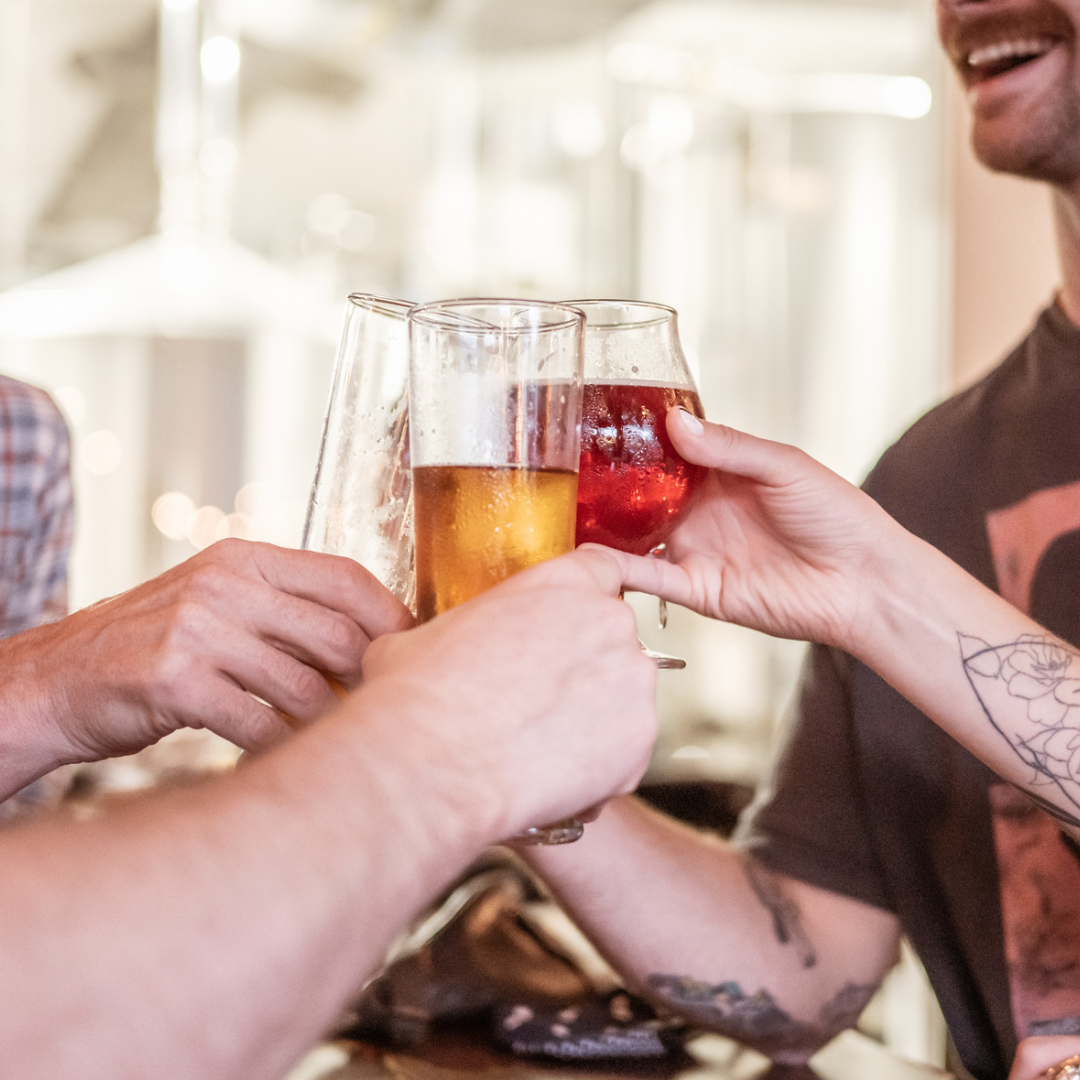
{"left": 412, "top": 465, "right": 577, "bottom": 617}
{"left": 409, "top": 299, "right": 585, "bottom": 844}
{"left": 409, "top": 300, "right": 584, "bottom": 621}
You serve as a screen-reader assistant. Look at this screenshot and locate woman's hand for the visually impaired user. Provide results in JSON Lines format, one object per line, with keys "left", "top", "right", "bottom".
{"left": 614, "top": 409, "right": 908, "bottom": 652}
{"left": 1009, "top": 1037, "right": 1080, "bottom": 1080}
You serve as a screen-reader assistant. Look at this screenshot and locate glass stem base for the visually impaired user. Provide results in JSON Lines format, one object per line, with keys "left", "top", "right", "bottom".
{"left": 640, "top": 641, "right": 687, "bottom": 670}
{"left": 512, "top": 817, "right": 585, "bottom": 845}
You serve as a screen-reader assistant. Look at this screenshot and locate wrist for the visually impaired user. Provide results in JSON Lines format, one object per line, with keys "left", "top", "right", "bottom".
{"left": 846, "top": 523, "right": 961, "bottom": 679}
{"left": 208, "top": 684, "right": 497, "bottom": 969}
{"left": 310, "top": 680, "right": 501, "bottom": 868}
{"left": 0, "top": 625, "right": 83, "bottom": 799}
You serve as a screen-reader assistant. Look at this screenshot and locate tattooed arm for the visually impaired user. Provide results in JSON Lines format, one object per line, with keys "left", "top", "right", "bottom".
{"left": 526, "top": 415, "right": 1080, "bottom": 1060}
{"left": 610, "top": 412, "right": 1080, "bottom": 835}
{"left": 528, "top": 417, "right": 1080, "bottom": 1061}
{"left": 525, "top": 797, "right": 899, "bottom": 1063}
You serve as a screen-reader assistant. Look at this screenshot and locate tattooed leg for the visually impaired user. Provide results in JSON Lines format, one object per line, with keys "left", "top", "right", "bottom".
{"left": 742, "top": 855, "right": 817, "bottom": 969}
{"left": 647, "top": 974, "right": 877, "bottom": 1060}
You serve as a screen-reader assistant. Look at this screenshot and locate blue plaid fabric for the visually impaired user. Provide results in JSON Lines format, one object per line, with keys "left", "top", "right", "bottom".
{"left": 0, "top": 376, "right": 73, "bottom": 638}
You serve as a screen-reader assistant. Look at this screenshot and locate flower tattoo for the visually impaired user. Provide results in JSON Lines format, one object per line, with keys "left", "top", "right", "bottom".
{"left": 962, "top": 633, "right": 1080, "bottom": 823}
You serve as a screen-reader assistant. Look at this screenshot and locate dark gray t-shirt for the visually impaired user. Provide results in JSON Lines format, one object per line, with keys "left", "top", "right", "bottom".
{"left": 739, "top": 304, "right": 1080, "bottom": 1080}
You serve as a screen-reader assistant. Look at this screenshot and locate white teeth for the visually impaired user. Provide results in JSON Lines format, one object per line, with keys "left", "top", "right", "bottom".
{"left": 967, "top": 37, "right": 1054, "bottom": 68}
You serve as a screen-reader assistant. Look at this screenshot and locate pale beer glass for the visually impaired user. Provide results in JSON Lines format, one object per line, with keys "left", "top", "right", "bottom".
{"left": 408, "top": 299, "right": 585, "bottom": 845}
{"left": 302, "top": 294, "right": 414, "bottom": 609}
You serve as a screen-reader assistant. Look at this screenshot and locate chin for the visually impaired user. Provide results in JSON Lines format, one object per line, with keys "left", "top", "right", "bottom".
{"left": 972, "top": 112, "right": 1080, "bottom": 185}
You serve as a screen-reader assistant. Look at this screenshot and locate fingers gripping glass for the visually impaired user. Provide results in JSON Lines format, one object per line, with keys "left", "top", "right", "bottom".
{"left": 409, "top": 299, "right": 586, "bottom": 846}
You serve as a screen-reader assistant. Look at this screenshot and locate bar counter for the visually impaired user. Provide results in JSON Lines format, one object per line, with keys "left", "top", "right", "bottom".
{"left": 292, "top": 1025, "right": 952, "bottom": 1080}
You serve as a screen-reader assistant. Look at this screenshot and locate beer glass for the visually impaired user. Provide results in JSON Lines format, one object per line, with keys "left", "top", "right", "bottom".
{"left": 567, "top": 300, "right": 707, "bottom": 670}
{"left": 409, "top": 298, "right": 585, "bottom": 845}
{"left": 302, "top": 294, "right": 414, "bottom": 609}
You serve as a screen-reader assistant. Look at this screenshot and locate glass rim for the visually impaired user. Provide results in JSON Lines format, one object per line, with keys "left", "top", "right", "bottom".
{"left": 409, "top": 297, "right": 585, "bottom": 336}
{"left": 561, "top": 298, "right": 676, "bottom": 330}
{"left": 346, "top": 292, "right": 414, "bottom": 321}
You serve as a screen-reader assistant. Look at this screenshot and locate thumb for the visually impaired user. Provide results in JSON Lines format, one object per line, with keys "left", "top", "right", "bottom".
{"left": 558, "top": 544, "right": 635, "bottom": 597}
{"left": 569, "top": 543, "right": 698, "bottom": 614}
{"left": 666, "top": 408, "right": 804, "bottom": 488}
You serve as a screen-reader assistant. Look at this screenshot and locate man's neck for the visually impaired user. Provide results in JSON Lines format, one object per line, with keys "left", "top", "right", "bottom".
{"left": 1053, "top": 186, "right": 1080, "bottom": 328}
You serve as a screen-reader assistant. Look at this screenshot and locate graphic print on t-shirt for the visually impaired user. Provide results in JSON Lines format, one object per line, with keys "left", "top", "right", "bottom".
{"left": 986, "top": 482, "right": 1080, "bottom": 1039}
{"left": 987, "top": 782, "right": 1080, "bottom": 1038}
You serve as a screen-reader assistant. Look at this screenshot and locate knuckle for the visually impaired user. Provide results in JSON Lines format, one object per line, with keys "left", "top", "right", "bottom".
{"left": 166, "top": 597, "right": 213, "bottom": 644}
{"left": 209, "top": 536, "right": 247, "bottom": 563}
{"left": 222, "top": 702, "right": 288, "bottom": 752}
{"left": 184, "top": 561, "right": 235, "bottom": 603}
{"left": 262, "top": 656, "right": 328, "bottom": 717}
{"left": 340, "top": 556, "right": 373, "bottom": 593}
{"left": 281, "top": 662, "right": 327, "bottom": 705}
{"left": 789, "top": 445, "right": 823, "bottom": 481}
{"left": 145, "top": 645, "right": 196, "bottom": 706}
{"left": 323, "top": 615, "right": 366, "bottom": 666}
{"left": 144, "top": 601, "right": 223, "bottom": 706}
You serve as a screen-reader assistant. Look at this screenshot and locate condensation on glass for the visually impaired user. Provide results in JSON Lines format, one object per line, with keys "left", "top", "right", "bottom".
{"left": 303, "top": 294, "right": 415, "bottom": 609}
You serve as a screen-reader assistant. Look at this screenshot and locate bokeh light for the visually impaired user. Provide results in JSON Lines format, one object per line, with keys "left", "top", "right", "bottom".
{"left": 187, "top": 505, "right": 226, "bottom": 550}
{"left": 235, "top": 480, "right": 274, "bottom": 519}
{"left": 80, "top": 430, "right": 122, "bottom": 476}
{"left": 200, "top": 36, "right": 240, "bottom": 85}
{"left": 215, "top": 512, "right": 250, "bottom": 541}
{"left": 151, "top": 492, "right": 197, "bottom": 541}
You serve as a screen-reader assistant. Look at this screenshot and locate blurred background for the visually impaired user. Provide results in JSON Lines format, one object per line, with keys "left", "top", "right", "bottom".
{"left": 0, "top": 0, "right": 1058, "bottom": 780}
{"left": 0, "top": 0, "right": 1062, "bottom": 1062}
{"left": 0, "top": 0, "right": 1058, "bottom": 811}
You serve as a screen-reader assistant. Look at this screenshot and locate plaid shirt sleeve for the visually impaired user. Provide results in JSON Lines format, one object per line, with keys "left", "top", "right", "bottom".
{"left": 0, "top": 376, "right": 74, "bottom": 639}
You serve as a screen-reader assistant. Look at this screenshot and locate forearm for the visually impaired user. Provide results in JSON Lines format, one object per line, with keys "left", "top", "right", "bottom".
{"left": 0, "top": 686, "right": 488, "bottom": 1080}
{"left": 524, "top": 796, "right": 899, "bottom": 1062}
{"left": 0, "top": 545, "right": 657, "bottom": 1077}
{"left": 855, "top": 526, "right": 1080, "bottom": 834}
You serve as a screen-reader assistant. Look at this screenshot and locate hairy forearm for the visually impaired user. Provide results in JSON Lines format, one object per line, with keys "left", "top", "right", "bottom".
{"left": 524, "top": 797, "right": 899, "bottom": 1062}
{"left": 855, "top": 528, "right": 1080, "bottom": 836}
{"left": 0, "top": 686, "right": 487, "bottom": 1080}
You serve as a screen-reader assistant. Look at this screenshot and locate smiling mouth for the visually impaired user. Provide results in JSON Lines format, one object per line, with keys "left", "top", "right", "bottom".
{"left": 965, "top": 36, "right": 1057, "bottom": 80}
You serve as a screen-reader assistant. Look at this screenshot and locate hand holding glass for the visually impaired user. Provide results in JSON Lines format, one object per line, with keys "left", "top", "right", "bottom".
{"left": 409, "top": 299, "right": 585, "bottom": 844}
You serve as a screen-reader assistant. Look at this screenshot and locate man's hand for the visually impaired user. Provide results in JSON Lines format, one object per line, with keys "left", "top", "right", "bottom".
{"left": 0, "top": 539, "right": 412, "bottom": 796}
{"left": 0, "top": 547, "right": 657, "bottom": 1080}
{"left": 614, "top": 409, "right": 903, "bottom": 652}
{"left": 356, "top": 545, "right": 658, "bottom": 843}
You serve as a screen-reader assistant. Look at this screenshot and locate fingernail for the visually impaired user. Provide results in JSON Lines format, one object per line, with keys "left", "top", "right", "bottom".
{"left": 678, "top": 407, "right": 704, "bottom": 435}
